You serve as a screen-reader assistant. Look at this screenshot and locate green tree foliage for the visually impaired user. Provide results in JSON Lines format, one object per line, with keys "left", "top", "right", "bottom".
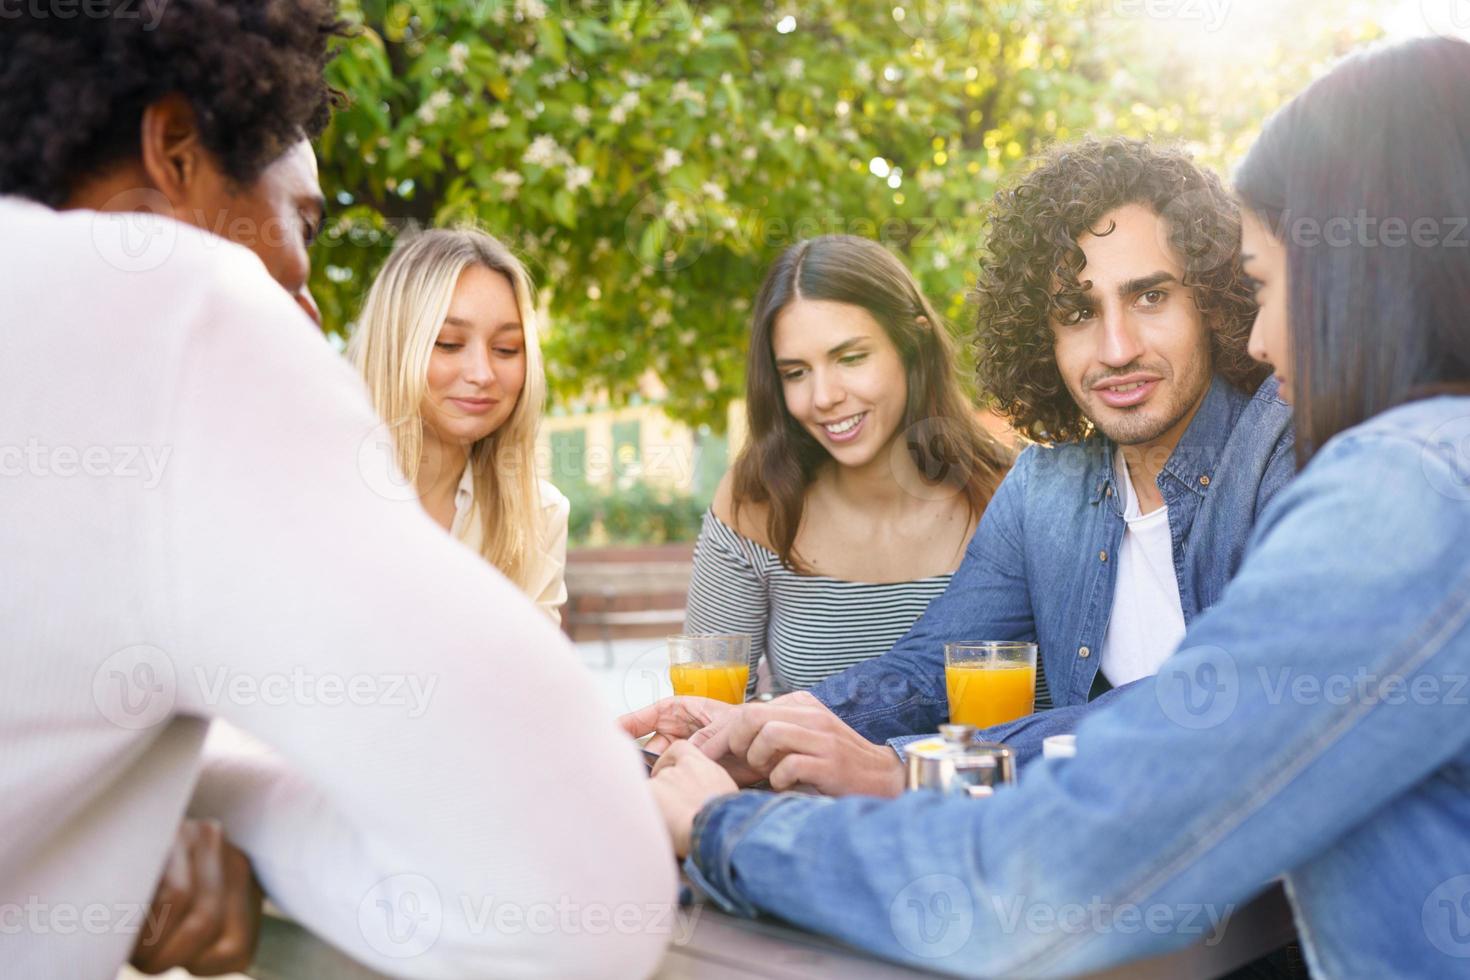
{"left": 313, "top": 0, "right": 1382, "bottom": 429}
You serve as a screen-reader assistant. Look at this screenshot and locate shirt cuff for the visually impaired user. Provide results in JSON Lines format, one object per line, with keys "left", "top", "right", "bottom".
{"left": 683, "top": 790, "right": 787, "bottom": 918}
{"left": 886, "top": 732, "right": 936, "bottom": 761}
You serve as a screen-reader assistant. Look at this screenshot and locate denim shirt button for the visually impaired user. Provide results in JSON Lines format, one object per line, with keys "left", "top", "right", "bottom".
{"left": 1078, "top": 646, "right": 1091, "bottom": 658}
{"left": 1099, "top": 549, "right": 1108, "bottom": 562}
{"left": 1199, "top": 474, "right": 1211, "bottom": 487}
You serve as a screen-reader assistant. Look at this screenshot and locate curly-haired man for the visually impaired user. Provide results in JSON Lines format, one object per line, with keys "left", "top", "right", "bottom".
{"left": 627, "top": 138, "right": 1296, "bottom": 799}
{"left": 1, "top": 4, "right": 677, "bottom": 979}
{"left": 0, "top": 0, "right": 341, "bottom": 324}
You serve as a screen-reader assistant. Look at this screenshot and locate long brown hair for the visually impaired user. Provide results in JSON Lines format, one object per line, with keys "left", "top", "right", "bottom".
{"left": 732, "top": 235, "right": 1011, "bottom": 571}
{"left": 1235, "top": 37, "right": 1470, "bottom": 465}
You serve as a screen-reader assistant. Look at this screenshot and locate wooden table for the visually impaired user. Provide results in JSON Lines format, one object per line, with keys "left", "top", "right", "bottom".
{"left": 248, "top": 884, "right": 1295, "bottom": 979}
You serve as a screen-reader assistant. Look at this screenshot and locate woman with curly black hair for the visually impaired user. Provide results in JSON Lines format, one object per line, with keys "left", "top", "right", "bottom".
{"left": 0, "top": 0, "right": 346, "bottom": 323}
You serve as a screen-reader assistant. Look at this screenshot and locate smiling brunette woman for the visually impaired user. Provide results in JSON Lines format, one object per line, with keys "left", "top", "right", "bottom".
{"left": 685, "top": 235, "right": 1012, "bottom": 694}
{"left": 349, "top": 228, "right": 571, "bottom": 622}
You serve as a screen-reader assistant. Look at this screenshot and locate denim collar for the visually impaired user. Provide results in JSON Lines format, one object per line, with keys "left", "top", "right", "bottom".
{"left": 1090, "top": 373, "right": 1251, "bottom": 506}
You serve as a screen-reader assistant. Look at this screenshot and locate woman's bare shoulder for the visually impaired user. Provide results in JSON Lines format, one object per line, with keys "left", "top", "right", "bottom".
{"left": 711, "top": 470, "right": 774, "bottom": 551}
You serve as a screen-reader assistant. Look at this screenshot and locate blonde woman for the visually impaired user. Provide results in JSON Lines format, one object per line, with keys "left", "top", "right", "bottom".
{"left": 350, "top": 227, "right": 570, "bottom": 622}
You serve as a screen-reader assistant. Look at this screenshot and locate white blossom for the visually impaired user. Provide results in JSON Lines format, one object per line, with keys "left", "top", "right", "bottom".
{"left": 447, "top": 42, "right": 470, "bottom": 75}
{"left": 932, "top": 252, "right": 951, "bottom": 270}
{"left": 785, "top": 58, "right": 805, "bottom": 81}
{"left": 416, "top": 89, "right": 453, "bottom": 124}
{"left": 656, "top": 148, "right": 683, "bottom": 175}
{"left": 919, "top": 170, "right": 945, "bottom": 191}
{"left": 670, "top": 80, "right": 706, "bottom": 106}
{"left": 608, "top": 91, "right": 639, "bottom": 125}
{"left": 406, "top": 137, "right": 424, "bottom": 159}
{"left": 565, "top": 165, "right": 593, "bottom": 192}
{"left": 571, "top": 105, "right": 593, "bottom": 126}
{"left": 493, "top": 170, "right": 523, "bottom": 200}
{"left": 741, "top": 146, "right": 757, "bottom": 162}
{"left": 650, "top": 308, "right": 673, "bottom": 328}
{"left": 488, "top": 108, "right": 510, "bottom": 129}
{"left": 700, "top": 181, "right": 726, "bottom": 203}
{"left": 523, "top": 135, "right": 564, "bottom": 168}
{"left": 514, "top": 0, "right": 547, "bottom": 22}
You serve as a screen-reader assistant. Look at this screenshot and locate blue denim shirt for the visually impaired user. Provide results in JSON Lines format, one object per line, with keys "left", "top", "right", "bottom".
{"left": 687, "top": 395, "right": 1470, "bottom": 977}
{"left": 810, "top": 374, "right": 1295, "bottom": 739}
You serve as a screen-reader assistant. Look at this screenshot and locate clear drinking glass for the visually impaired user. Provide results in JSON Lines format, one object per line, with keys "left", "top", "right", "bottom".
{"left": 667, "top": 634, "right": 752, "bottom": 704}
{"left": 943, "top": 641, "right": 1038, "bottom": 727}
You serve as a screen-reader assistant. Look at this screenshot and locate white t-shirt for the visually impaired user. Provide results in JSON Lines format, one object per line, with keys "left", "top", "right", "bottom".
{"left": 1098, "top": 450, "right": 1188, "bottom": 687}
{"left": 0, "top": 197, "right": 673, "bottom": 978}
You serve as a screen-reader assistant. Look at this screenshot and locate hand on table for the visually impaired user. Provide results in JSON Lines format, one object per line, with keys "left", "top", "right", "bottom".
{"left": 618, "top": 695, "right": 763, "bottom": 785}
{"left": 130, "top": 818, "right": 263, "bottom": 976}
{"left": 648, "top": 741, "right": 739, "bottom": 858}
{"left": 692, "top": 692, "right": 906, "bottom": 798}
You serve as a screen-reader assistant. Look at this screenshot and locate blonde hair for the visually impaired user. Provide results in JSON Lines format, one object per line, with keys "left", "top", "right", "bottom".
{"left": 349, "top": 226, "right": 548, "bottom": 591}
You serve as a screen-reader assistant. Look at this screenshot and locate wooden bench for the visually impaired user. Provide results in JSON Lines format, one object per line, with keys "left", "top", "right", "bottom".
{"left": 563, "top": 544, "right": 694, "bottom": 666}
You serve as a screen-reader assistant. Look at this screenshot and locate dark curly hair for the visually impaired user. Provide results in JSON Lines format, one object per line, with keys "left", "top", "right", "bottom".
{"left": 0, "top": 0, "right": 346, "bottom": 207}
{"left": 973, "top": 138, "right": 1268, "bottom": 444}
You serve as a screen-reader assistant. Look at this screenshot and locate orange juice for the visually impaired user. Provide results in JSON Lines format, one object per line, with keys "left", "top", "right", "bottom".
{"left": 669, "top": 663, "right": 749, "bottom": 704}
{"left": 945, "top": 663, "right": 1036, "bottom": 727}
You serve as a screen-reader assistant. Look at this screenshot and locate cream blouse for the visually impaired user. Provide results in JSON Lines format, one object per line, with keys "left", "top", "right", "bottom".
{"left": 450, "top": 466, "right": 571, "bottom": 624}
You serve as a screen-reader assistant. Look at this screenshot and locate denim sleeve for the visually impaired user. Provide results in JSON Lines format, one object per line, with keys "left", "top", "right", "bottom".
{"left": 688, "top": 428, "right": 1470, "bottom": 976}
{"left": 1254, "top": 426, "right": 1298, "bottom": 520}
{"left": 807, "top": 449, "right": 1038, "bottom": 742}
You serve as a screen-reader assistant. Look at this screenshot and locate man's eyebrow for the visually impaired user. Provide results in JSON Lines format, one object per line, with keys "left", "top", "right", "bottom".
{"left": 1115, "top": 271, "right": 1177, "bottom": 298}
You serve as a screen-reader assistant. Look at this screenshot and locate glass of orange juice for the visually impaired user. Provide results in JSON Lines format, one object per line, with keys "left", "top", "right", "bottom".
{"left": 944, "top": 642, "right": 1038, "bottom": 728}
{"left": 668, "top": 634, "right": 751, "bottom": 704}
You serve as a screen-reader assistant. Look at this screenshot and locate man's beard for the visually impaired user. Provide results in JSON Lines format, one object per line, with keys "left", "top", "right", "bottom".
{"left": 1083, "top": 361, "right": 1211, "bottom": 447}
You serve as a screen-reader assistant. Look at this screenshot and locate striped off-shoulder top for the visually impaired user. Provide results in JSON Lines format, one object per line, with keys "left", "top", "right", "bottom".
{"left": 684, "top": 509, "right": 955, "bottom": 695}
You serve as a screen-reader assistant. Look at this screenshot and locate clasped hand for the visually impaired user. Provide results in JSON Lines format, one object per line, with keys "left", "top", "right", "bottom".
{"left": 620, "top": 692, "right": 905, "bottom": 855}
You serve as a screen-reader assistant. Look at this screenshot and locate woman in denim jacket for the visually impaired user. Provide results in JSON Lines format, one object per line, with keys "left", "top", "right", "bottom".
{"left": 649, "top": 36, "right": 1470, "bottom": 979}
